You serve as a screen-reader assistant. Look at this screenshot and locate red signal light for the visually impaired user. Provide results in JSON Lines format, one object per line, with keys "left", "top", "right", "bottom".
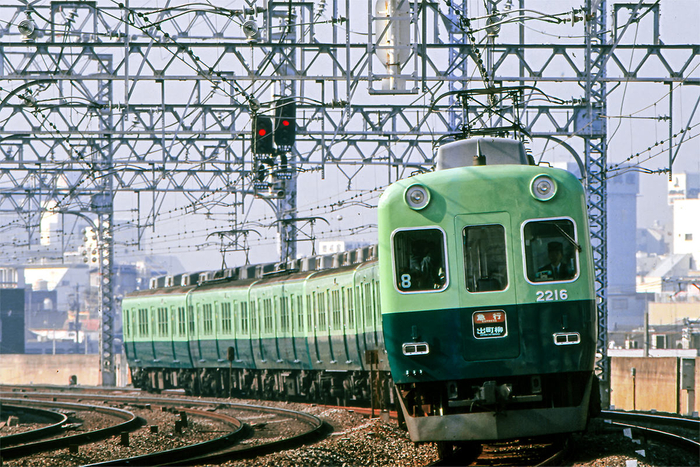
{"left": 258, "top": 128, "right": 267, "bottom": 137}
{"left": 282, "top": 119, "right": 290, "bottom": 127}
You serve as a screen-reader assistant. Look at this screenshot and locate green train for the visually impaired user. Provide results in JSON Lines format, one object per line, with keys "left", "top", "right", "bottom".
{"left": 123, "top": 248, "right": 393, "bottom": 404}
{"left": 378, "top": 137, "right": 598, "bottom": 448}
{"left": 123, "top": 135, "right": 598, "bottom": 447}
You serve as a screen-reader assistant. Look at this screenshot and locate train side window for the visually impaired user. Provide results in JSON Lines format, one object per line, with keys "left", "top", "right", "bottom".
{"left": 463, "top": 224, "right": 508, "bottom": 293}
{"left": 295, "top": 296, "right": 304, "bottom": 333}
{"left": 177, "top": 307, "right": 186, "bottom": 337}
{"left": 331, "top": 290, "right": 341, "bottom": 331}
{"left": 317, "top": 291, "right": 327, "bottom": 330}
{"left": 203, "top": 304, "right": 213, "bottom": 335}
{"left": 221, "top": 302, "right": 232, "bottom": 335}
{"left": 263, "top": 298, "right": 273, "bottom": 333}
{"left": 187, "top": 305, "right": 195, "bottom": 335}
{"left": 523, "top": 219, "right": 578, "bottom": 283}
{"left": 240, "top": 301, "right": 249, "bottom": 335}
{"left": 138, "top": 308, "right": 148, "bottom": 336}
{"left": 124, "top": 309, "right": 130, "bottom": 337}
{"left": 346, "top": 288, "right": 355, "bottom": 329}
{"left": 393, "top": 228, "right": 447, "bottom": 292}
{"left": 157, "top": 307, "right": 168, "bottom": 336}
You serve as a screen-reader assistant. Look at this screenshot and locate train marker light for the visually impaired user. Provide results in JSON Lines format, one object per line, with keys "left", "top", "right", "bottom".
{"left": 405, "top": 184, "right": 430, "bottom": 210}
{"left": 531, "top": 175, "right": 556, "bottom": 201}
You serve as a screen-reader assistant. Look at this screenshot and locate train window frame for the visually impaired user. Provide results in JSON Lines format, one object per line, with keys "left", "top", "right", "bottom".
{"left": 124, "top": 308, "right": 131, "bottom": 337}
{"left": 221, "top": 302, "right": 232, "bottom": 335}
{"left": 138, "top": 308, "right": 148, "bottom": 337}
{"left": 331, "top": 289, "right": 342, "bottom": 331}
{"left": 521, "top": 216, "right": 580, "bottom": 284}
{"left": 346, "top": 287, "right": 355, "bottom": 329}
{"left": 202, "top": 303, "right": 214, "bottom": 335}
{"left": 177, "top": 306, "right": 186, "bottom": 337}
{"left": 391, "top": 226, "right": 449, "bottom": 294}
{"left": 157, "top": 306, "right": 168, "bottom": 336}
{"left": 463, "top": 224, "right": 509, "bottom": 294}
{"left": 295, "top": 295, "right": 304, "bottom": 333}
{"left": 240, "top": 301, "right": 249, "bottom": 335}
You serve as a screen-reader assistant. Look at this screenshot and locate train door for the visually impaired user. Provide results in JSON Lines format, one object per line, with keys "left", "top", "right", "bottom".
{"left": 328, "top": 288, "right": 342, "bottom": 364}
{"left": 183, "top": 291, "right": 196, "bottom": 367}
{"left": 272, "top": 293, "right": 284, "bottom": 363}
{"left": 123, "top": 307, "right": 137, "bottom": 361}
{"left": 355, "top": 283, "right": 367, "bottom": 366}
{"left": 339, "top": 286, "right": 353, "bottom": 364}
{"left": 173, "top": 305, "right": 190, "bottom": 366}
{"left": 213, "top": 301, "right": 223, "bottom": 362}
{"left": 289, "top": 293, "right": 300, "bottom": 363}
{"left": 155, "top": 305, "right": 172, "bottom": 364}
{"left": 362, "top": 280, "right": 377, "bottom": 350}
{"left": 279, "top": 294, "right": 296, "bottom": 364}
{"left": 187, "top": 301, "right": 202, "bottom": 364}
{"left": 136, "top": 306, "right": 153, "bottom": 361}
{"left": 315, "top": 288, "right": 332, "bottom": 363}
{"left": 454, "top": 213, "right": 520, "bottom": 361}
{"left": 149, "top": 306, "right": 158, "bottom": 362}
{"left": 344, "top": 286, "right": 362, "bottom": 366}
{"left": 169, "top": 305, "right": 178, "bottom": 364}
{"left": 250, "top": 297, "right": 263, "bottom": 363}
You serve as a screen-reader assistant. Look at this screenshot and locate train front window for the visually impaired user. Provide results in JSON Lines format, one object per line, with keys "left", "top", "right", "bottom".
{"left": 393, "top": 228, "right": 447, "bottom": 292}
{"left": 523, "top": 218, "right": 578, "bottom": 282}
{"left": 463, "top": 224, "right": 508, "bottom": 292}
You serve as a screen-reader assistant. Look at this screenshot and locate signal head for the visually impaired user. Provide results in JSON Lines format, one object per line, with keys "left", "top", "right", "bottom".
{"left": 253, "top": 115, "right": 274, "bottom": 154}
{"left": 274, "top": 97, "right": 297, "bottom": 147}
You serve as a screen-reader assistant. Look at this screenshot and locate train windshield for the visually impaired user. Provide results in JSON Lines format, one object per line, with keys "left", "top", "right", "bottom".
{"left": 523, "top": 218, "right": 578, "bottom": 282}
{"left": 463, "top": 224, "right": 508, "bottom": 292}
{"left": 393, "top": 228, "right": 447, "bottom": 292}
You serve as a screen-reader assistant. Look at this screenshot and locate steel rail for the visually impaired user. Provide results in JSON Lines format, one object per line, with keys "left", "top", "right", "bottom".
{"left": 0, "top": 403, "right": 69, "bottom": 446}
{"left": 2, "top": 389, "right": 326, "bottom": 466}
{"left": 601, "top": 409, "right": 700, "bottom": 432}
{"left": 0, "top": 398, "right": 144, "bottom": 461}
{"left": 601, "top": 410, "right": 700, "bottom": 456}
{"left": 82, "top": 405, "right": 248, "bottom": 467}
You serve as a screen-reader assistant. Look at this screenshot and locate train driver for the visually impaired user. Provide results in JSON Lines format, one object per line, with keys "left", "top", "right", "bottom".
{"left": 537, "top": 241, "right": 572, "bottom": 281}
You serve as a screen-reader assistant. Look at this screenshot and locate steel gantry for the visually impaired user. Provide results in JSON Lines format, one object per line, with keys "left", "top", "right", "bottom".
{"left": 0, "top": 1, "right": 698, "bottom": 388}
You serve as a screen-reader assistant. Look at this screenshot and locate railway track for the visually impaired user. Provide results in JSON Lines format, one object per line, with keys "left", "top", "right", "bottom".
{"left": 429, "top": 436, "right": 568, "bottom": 466}
{"left": 0, "top": 397, "right": 144, "bottom": 461}
{"left": 0, "top": 389, "right": 325, "bottom": 466}
{"left": 601, "top": 409, "right": 700, "bottom": 456}
{"left": 3, "top": 385, "right": 697, "bottom": 466}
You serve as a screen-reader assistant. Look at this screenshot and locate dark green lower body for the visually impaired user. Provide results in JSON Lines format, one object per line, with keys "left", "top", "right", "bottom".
{"left": 383, "top": 300, "right": 596, "bottom": 441}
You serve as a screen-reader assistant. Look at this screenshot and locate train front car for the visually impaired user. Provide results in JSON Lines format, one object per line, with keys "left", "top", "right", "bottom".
{"left": 378, "top": 137, "right": 598, "bottom": 445}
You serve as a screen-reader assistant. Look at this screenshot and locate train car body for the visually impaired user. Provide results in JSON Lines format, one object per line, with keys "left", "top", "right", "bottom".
{"left": 122, "top": 252, "right": 390, "bottom": 404}
{"left": 378, "top": 137, "right": 598, "bottom": 443}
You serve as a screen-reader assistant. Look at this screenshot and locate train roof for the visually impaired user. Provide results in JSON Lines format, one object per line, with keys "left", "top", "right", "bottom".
{"left": 436, "top": 137, "right": 533, "bottom": 170}
{"left": 126, "top": 245, "right": 378, "bottom": 298}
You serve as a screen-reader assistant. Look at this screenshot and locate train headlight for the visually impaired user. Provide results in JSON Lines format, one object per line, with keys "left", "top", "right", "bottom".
{"left": 531, "top": 175, "right": 557, "bottom": 201}
{"left": 405, "top": 184, "right": 430, "bottom": 210}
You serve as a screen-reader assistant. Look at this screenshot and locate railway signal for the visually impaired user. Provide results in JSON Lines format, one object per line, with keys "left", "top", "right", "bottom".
{"left": 253, "top": 115, "right": 274, "bottom": 154}
{"left": 274, "top": 97, "right": 296, "bottom": 148}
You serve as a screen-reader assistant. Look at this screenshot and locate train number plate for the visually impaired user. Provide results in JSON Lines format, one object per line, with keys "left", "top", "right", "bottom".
{"left": 472, "top": 310, "right": 507, "bottom": 339}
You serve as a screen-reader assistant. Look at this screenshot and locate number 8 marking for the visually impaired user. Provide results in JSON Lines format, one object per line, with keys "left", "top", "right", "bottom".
{"left": 400, "top": 274, "right": 412, "bottom": 289}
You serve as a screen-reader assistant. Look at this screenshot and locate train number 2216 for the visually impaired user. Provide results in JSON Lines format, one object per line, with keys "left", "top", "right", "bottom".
{"left": 536, "top": 289, "right": 568, "bottom": 302}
